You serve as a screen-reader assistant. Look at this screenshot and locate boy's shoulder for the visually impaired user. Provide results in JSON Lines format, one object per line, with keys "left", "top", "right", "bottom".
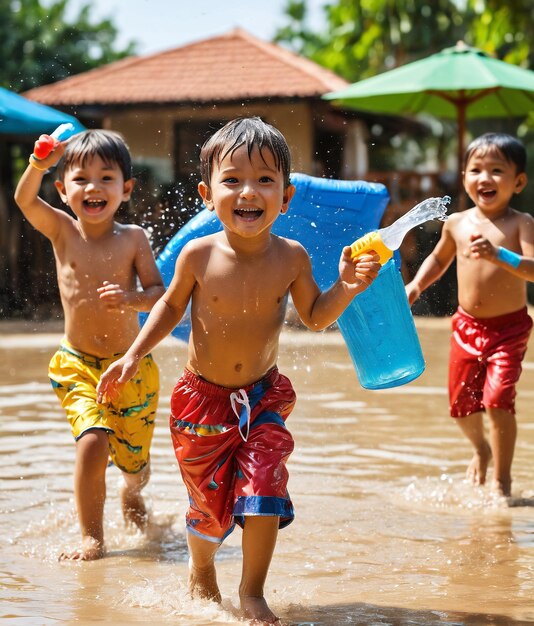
{"left": 439, "top": 209, "right": 466, "bottom": 233}
{"left": 115, "top": 221, "right": 145, "bottom": 233}
{"left": 272, "top": 233, "right": 305, "bottom": 249}
{"left": 184, "top": 230, "right": 220, "bottom": 250}
{"left": 178, "top": 231, "right": 221, "bottom": 262}
{"left": 97, "top": 223, "right": 151, "bottom": 255}
{"left": 270, "top": 234, "right": 309, "bottom": 259}
{"left": 446, "top": 210, "right": 468, "bottom": 224}
{"left": 509, "top": 207, "right": 534, "bottom": 224}
{"left": 112, "top": 222, "right": 149, "bottom": 241}
{"left": 490, "top": 207, "right": 534, "bottom": 232}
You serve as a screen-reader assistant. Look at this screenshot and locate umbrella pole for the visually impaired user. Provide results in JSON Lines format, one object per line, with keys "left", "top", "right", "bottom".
{"left": 457, "top": 99, "right": 467, "bottom": 211}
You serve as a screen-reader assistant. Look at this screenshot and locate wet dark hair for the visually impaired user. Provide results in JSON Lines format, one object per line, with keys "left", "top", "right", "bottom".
{"left": 464, "top": 132, "right": 526, "bottom": 174}
{"left": 199, "top": 117, "right": 292, "bottom": 187}
{"left": 56, "top": 129, "right": 133, "bottom": 181}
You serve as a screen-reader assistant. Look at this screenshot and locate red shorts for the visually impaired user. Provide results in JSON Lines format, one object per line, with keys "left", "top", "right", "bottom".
{"left": 449, "top": 307, "right": 532, "bottom": 418}
{"left": 169, "top": 368, "right": 296, "bottom": 543}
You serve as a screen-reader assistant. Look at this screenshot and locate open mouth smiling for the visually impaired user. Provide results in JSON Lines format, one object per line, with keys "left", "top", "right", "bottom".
{"left": 478, "top": 189, "right": 497, "bottom": 200}
{"left": 234, "top": 207, "right": 263, "bottom": 220}
{"left": 83, "top": 199, "right": 107, "bottom": 212}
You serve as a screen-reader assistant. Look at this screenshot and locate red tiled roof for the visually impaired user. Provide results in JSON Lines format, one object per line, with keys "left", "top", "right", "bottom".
{"left": 24, "top": 28, "right": 348, "bottom": 106}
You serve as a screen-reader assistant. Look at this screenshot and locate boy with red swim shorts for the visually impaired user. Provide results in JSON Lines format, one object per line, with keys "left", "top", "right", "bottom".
{"left": 407, "top": 133, "right": 534, "bottom": 497}
{"left": 97, "top": 117, "right": 380, "bottom": 624}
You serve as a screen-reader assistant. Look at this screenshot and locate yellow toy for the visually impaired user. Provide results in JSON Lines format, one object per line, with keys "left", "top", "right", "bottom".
{"left": 350, "top": 195, "right": 451, "bottom": 264}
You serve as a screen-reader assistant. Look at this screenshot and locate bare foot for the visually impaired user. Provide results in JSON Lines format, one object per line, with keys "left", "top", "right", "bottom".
{"left": 120, "top": 485, "right": 148, "bottom": 531}
{"left": 240, "top": 595, "right": 281, "bottom": 625}
{"left": 59, "top": 536, "right": 105, "bottom": 561}
{"left": 189, "top": 559, "right": 222, "bottom": 603}
{"left": 466, "top": 441, "right": 492, "bottom": 486}
{"left": 492, "top": 477, "right": 512, "bottom": 498}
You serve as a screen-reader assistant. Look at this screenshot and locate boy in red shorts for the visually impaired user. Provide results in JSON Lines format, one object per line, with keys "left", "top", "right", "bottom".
{"left": 97, "top": 117, "right": 380, "bottom": 624}
{"left": 406, "top": 133, "right": 534, "bottom": 498}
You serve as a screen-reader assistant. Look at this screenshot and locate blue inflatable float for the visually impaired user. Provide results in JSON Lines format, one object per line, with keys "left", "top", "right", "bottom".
{"left": 147, "top": 172, "right": 425, "bottom": 389}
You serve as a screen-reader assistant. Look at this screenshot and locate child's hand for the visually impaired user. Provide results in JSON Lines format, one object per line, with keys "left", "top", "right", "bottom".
{"left": 30, "top": 137, "right": 67, "bottom": 171}
{"left": 340, "top": 247, "right": 380, "bottom": 288}
{"left": 96, "top": 355, "right": 139, "bottom": 404}
{"left": 469, "top": 232, "right": 498, "bottom": 261}
{"left": 405, "top": 281, "right": 421, "bottom": 306}
{"left": 33, "top": 135, "right": 58, "bottom": 159}
{"left": 97, "top": 281, "right": 129, "bottom": 311}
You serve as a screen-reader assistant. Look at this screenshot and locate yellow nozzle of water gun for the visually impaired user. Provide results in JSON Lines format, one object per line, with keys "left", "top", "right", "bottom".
{"left": 350, "top": 231, "right": 393, "bottom": 265}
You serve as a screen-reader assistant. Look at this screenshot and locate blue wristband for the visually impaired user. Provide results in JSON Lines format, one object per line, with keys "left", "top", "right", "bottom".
{"left": 497, "top": 246, "right": 521, "bottom": 268}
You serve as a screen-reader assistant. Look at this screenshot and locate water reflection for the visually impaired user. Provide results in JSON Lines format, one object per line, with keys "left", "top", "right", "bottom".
{"left": 0, "top": 319, "right": 533, "bottom": 625}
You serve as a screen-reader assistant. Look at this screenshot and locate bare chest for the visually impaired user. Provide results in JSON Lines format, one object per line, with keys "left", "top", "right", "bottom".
{"left": 202, "top": 273, "right": 288, "bottom": 317}
{"left": 197, "top": 254, "right": 293, "bottom": 319}
{"left": 457, "top": 212, "right": 520, "bottom": 249}
{"left": 55, "top": 236, "right": 136, "bottom": 294}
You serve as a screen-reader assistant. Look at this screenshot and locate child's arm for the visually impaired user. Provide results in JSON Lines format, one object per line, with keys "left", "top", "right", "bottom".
{"left": 96, "top": 242, "right": 197, "bottom": 402}
{"left": 97, "top": 227, "right": 165, "bottom": 312}
{"left": 290, "top": 242, "right": 380, "bottom": 331}
{"left": 469, "top": 213, "right": 534, "bottom": 281}
{"left": 405, "top": 220, "right": 457, "bottom": 306}
{"left": 14, "top": 142, "right": 69, "bottom": 241}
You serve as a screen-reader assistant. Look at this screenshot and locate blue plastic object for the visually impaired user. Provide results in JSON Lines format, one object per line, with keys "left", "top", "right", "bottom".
{"left": 149, "top": 172, "right": 425, "bottom": 388}
{"left": 50, "top": 122, "right": 77, "bottom": 141}
{"left": 337, "top": 258, "right": 425, "bottom": 389}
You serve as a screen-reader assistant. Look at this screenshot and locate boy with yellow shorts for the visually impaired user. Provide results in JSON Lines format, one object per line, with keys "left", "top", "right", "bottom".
{"left": 15, "top": 129, "right": 164, "bottom": 560}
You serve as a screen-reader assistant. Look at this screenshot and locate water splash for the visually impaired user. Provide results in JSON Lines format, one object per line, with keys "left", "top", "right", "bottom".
{"left": 401, "top": 473, "right": 514, "bottom": 511}
{"left": 380, "top": 195, "right": 450, "bottom": 251}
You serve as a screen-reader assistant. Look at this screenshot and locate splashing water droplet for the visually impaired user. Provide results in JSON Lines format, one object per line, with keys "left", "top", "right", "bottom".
{"left": 380, "top": 195, "right": 451, "bottom": 251}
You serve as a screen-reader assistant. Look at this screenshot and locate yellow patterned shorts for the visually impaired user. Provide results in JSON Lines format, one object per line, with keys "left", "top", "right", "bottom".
{"left": 49, "top": 339, "right": 159, "bottom": 474}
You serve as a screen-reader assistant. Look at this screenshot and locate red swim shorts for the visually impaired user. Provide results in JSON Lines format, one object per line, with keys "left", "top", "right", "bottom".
{"left": 449, "top": 307, "right": 532, "bottom": 418}
{"left": 169, "top": 368, "right": 296, "bottom": 543}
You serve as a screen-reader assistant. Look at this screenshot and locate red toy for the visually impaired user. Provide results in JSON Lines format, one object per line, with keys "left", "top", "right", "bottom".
{"left": 31, "top": 123, "right": 76, "bottom": 160}
{"left": 33, "top": 134, "right": 57, "bottom": 160}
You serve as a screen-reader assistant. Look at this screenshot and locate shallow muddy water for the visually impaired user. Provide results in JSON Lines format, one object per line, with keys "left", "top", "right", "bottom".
{"left": 1, "top": 318, "right": 533, "bottom": 625}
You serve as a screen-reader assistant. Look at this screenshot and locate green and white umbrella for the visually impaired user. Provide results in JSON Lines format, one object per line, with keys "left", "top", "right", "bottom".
{"left": 324, "top": 42, "right": 534, "bottom": 202}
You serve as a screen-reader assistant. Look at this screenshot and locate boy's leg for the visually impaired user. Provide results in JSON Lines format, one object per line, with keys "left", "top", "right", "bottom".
{"left": 187, "top": 532, "right": 222, "bottom": 602}
{"left": 456, "top": 412, "right": 492, "bottom": 487}
{"left": 486, "top": 407, "right": 516, "bottom": 497}
{"left": 60, "top": 429, "right": 109, "bottom": 561}
{"left": 240, "top": 515, "right": 280, "bottom": 624}
{"left": 121, "top": 461, "right": 150, "bottom": 530}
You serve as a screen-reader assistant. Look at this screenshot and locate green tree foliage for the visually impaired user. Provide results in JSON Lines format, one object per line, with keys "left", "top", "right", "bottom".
{"left": 275, "top": 0, "right": 533, "bottom": 82}
{"left": 465, "top": 0, "right": 534, "bottom": 67}
{"left": 275, "top": 0, "right": 465, "bottom": 81}
{"left": 0, "top": 0, "right": 136, "bottom": 91}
